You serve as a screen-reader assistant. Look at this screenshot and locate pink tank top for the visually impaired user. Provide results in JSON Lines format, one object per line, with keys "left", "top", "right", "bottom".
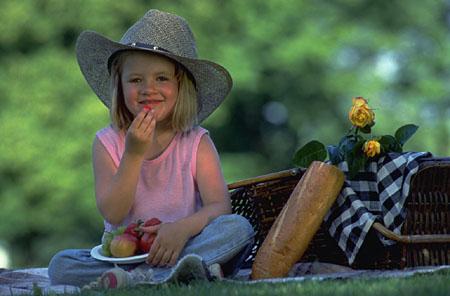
{"left": 96, "top": 125, "right": 208, "bottom": 232}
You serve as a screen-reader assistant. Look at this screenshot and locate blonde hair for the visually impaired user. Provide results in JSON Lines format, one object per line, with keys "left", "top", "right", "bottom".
{"left": 109, "top": 51, "right": 198, "bottom": 132}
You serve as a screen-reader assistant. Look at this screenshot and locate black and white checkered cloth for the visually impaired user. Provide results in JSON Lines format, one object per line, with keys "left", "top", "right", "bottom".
{"left": 324, "top": 151, "right": 431, "bottom": 264}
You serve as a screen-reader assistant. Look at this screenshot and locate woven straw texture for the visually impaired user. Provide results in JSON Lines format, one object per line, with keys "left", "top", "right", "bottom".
{"left": 230, "top": 158, "right": 450, "bottom": 269}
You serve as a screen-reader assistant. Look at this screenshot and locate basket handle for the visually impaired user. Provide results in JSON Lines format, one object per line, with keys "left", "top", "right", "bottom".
{"left": 372, "top": 222, "right": 450, "bottom": 244}
{"left": 227, "top": 168, "right": 303, "bottom": 190}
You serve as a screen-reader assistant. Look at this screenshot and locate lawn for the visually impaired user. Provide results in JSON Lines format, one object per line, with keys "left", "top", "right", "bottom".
{"left": 75, "top": 268, "right": 450, "bottom": 296}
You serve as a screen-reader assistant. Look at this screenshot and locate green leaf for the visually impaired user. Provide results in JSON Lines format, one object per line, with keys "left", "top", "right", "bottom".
{"left": 359, "top": 125, "right": 372, "bottom": 134}
{"left": 379, "top": 135, "right": 396, "bottom": 146}
{"left": 293, "top": 140, "right": 327, "bottom": 168}
{"left": 346, "top": 140, "right": 367, "bottom": 179}
{"left": 395, "top": 124, "right": 419, "bottom": 146}
{"left": 379, "top": 135, "right": 402, "bottom": 153}
{"left": 348, "top": 155, "right": 367, "bottom": 179}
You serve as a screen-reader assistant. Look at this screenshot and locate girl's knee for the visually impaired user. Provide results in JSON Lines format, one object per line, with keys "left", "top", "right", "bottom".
{"left": 222, "top": 214, "right": 254, "bottom": 229}
{"left": 48, "top": 249, "right": 73, "bottom": 285}
{"left": 213, "top": 214, "right": 255, "bottom": 241}
{"left": 201, "top": 214, "right": 255, "bottom": 265}
{"left": 48, "top": 249, "right": 97, "bottom": 286}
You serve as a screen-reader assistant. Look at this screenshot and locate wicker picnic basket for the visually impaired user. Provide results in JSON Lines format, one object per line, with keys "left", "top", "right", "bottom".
{"left": 229, "top": 157, "right": 450, "bottom": 269}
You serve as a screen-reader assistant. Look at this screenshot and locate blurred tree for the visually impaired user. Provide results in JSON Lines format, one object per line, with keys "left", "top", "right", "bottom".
{"left": 0, "top": 0, "right": 449, "bottom": 267}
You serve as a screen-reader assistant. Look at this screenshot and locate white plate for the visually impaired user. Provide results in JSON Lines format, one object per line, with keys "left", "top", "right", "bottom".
{"left": 90, "top": 245, "right": 147, "bottom": 264}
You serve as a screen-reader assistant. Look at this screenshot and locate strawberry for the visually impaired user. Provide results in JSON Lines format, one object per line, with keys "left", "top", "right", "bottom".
{"left": 139, "top": 232, "right": 157, "bottom": 253}
{"left": 124, "top": 222, "right": 141, "bottom": 238}
{"left": 144, "top": 217, "right": 161, "bottom": 227}
{"left": 138, "top": 218, "right": 162, "bottom": 253}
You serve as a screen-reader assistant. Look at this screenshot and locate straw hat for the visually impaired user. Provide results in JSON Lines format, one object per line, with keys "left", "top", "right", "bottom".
{"left": 75, "top": 9, "right": 232, "bottom": 122}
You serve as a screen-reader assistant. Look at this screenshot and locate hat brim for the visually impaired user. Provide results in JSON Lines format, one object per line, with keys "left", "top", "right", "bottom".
{"left": 76, "top": 31, "right": 232, "bottom": 123}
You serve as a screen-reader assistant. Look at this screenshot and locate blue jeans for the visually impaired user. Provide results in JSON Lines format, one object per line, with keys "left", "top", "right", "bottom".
{"left": 48, "top": 214, "right": 254, "bottom": 287}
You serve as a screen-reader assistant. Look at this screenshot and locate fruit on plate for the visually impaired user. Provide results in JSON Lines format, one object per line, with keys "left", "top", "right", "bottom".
{"left": 101, "top": 232, "right": 114, "bottom": 257}
{"left": 138, "top": 218, "right": 162, "bottom": 253}
{"left": 110, "top": 233, "right": 139, "bottom": 258}
{"left": 139, "top": 232, "right": 157, "bottom": 253}
{"left": 100, "top": 226, "right": 125, "bottom": 257}
{"left": 124, "top": 222, "right": 141, "bottom": 238}
{"left": 100, "top": 218, "right": 162, "bottom": 257}
{"left": 144, "top": 217, "right": 162, "bottom": 227}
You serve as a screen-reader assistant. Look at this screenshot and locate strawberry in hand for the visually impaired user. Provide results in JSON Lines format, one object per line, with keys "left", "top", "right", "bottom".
{"left": 144, "top": 218, "right": 161, "bottom": 227}
{"left": 138, "top": 218, "right": 161, "bottom": 253}
{"left": 139, "top": 232, "right": 157, "bottom": 253}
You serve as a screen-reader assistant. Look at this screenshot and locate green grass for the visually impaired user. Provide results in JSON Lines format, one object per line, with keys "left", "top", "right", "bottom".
{"left": 75, "top": 269, "right": 450, "bottom": 296}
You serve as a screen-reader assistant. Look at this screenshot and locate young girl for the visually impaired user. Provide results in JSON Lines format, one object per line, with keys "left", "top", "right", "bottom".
{"left": 48, "top": 9, "right": 254, "bottom": 288}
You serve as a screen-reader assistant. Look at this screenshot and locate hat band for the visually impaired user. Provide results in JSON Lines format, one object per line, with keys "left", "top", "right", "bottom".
{"left": 107, "top": 42, "right": 171, "bottom": 73}
{"left": 126, "top": 42, "right": 171, "bottom": 53}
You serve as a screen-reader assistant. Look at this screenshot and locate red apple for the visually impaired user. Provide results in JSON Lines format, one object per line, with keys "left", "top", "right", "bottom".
{"left": 110, "top": 233, "right": 138, "bottom": 258}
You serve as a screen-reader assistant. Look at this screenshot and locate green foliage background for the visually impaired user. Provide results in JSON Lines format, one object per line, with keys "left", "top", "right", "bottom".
{"left": 0, "top": 0, "right": 449, "bottom": 268}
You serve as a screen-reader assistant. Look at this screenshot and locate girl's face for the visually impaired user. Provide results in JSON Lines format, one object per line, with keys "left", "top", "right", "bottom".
{"left": 121, "top": 52, "right": 179, "bottom": 123}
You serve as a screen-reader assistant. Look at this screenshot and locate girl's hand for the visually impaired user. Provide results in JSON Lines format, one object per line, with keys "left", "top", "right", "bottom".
{"left": 124, "top": 108, "right": 156, "bottom": 157}
{"left": 141, "top": 221, "right": 191, "bottom": 267}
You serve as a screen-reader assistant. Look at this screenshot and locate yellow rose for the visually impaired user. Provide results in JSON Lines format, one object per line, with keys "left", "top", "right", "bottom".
{"left": 363, "top": 140, "right": 381, "bottom": 158}
{"left": 352, "top": 97, "right": 367, "bottom": 107}
{"left": 348, "top": 97, "right": 375, "bottom": 128}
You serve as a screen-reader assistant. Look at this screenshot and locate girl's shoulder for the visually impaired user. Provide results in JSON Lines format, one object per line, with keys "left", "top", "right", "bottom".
{"left": 96, "top": 125, "right": 125, "bottom": 142}
{"left": 185, "top": 125, "right": 208, "bottom": 137}
{"left": 95, "top": 125, "right": 126, "bottom": 164}
{"left": 179, "top": 125, "right": 209, "bottom": 144}
{"left": 171, "top": 125, "right": 209, "bottom": 155}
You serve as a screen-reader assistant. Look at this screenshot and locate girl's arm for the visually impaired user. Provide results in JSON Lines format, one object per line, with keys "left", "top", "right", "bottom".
{"left": 92, "top": 138, "right": 144, "bottom": 225}
{"left": 180, "top": 133, "right": 232, "bottom": 235}
{"left": 146, "top": 133, "right": 231, "bottom": 266}
{"left": 93, "top": 109, "right": 156, "bottom": 225}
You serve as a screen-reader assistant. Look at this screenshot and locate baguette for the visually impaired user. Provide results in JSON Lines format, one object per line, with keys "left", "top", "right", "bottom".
{"left": 251, "top": 161, "right": 344, "bottom": 279}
